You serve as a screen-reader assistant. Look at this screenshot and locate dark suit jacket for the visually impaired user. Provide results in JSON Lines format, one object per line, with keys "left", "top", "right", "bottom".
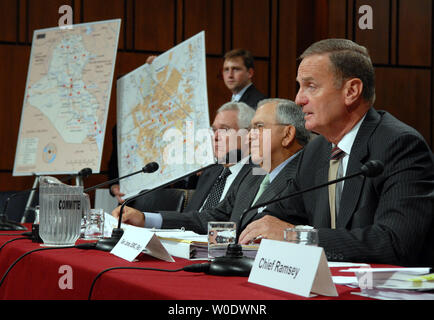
{"left": 183, "top": 163, "right": 251, "bottom": 212}
{"left": 239, "top": 84, "right": 267, "bottom": 109}
{"left": 160, "top": 153, "right": 306, "bottom": 235}
{"left": 270, "top": 108, "right": 434, "bottom": 266}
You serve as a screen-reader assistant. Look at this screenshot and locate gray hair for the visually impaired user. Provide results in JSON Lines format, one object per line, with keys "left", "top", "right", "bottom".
{"left": 300, "top": 38, "right": 376, "bottom": 105}
{"left": 258, "top": 98, "right": 311, "bottom": 146}
{"left": 217, "top": 101, "right": 255, "bottom": 129}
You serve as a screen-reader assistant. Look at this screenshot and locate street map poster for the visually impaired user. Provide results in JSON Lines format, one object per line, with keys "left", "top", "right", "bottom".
{"left": 117, "top": 31, "right": 214, "bottom": 197}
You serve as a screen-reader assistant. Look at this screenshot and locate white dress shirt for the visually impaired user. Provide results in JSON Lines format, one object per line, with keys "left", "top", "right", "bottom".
{"left": 334, "top": 114, "right": 366, "bottom": 188}
{"left": 231, "top": 83, "right": 252, "bottom": 102}
{"left": 144, "top": 157, "right": 250, "bottom": 228}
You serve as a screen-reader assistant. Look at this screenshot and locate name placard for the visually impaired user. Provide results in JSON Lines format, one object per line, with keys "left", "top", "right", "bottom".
{"left": 110, "top": 226, "right": 174, "bottom": 262}
{"left": 248, "top": 239, "right": 337, "bottom": 298}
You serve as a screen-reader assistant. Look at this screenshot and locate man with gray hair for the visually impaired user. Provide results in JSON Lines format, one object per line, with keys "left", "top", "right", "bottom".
{"left": 212, "top": 101, "right": 255, "bottom": 165}
{"left": 113, "top": 98, "right": 311, "bottom": 236}
{"left": 239, "top": 39, "right": 434, "bottom": 267}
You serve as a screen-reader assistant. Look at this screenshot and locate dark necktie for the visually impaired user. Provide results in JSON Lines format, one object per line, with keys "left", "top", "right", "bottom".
{"left": 328, "top": 146, "right": 346, "bottom": 228}
{"left": 201, "top": 167, "right": 232, "bottom": 210}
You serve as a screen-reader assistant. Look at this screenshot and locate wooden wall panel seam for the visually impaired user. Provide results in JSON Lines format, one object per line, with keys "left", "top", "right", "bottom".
{"left": 132, "top": 0, "right": 135, "bottom": 50}
{"left": 387, "top": 0, "right": 393, "bottom": 64}
{"left": 123, "top": 0, "right": 127, "bottom": 49}
{"left": 25, "top": 0, "right": 29, "bottom": 43}
{"left": 80, "top": 0, "right": 84, "bottom": 23}
{"left": 16, "top": 0, "right": 20, "bottom": 43}
{"left": 431, "top": 0, "right": 434, "bottom": 145}
{"left": 268, "top": 0, "right": 274, "bottom": 97}
{"left": 396, "top": 0, "right": 400, "bottom": 65}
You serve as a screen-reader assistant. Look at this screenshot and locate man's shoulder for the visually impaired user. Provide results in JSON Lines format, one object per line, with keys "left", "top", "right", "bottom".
{"left": 240, "top": 84, "right": 267, "bottom": 108}
{"left": 374, "top": 110, "right": 425, "bottom": 140}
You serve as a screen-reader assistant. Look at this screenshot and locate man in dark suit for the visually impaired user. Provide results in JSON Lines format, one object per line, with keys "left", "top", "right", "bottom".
{"left": 182, "top": 101, "right": 255, "bottom": 212}
{"left": 239, "top": 39, "right": 434, "bottom": 267}
{"left": 112, "top": 99, "right": 311, "bottom": 235}
{"left": 223, "top": 49, "right": 267, "bottom": 109}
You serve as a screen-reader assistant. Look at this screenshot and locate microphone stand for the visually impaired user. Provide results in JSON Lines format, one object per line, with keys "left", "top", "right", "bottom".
{"left": 247, "top": 171, "right": 363, "bottom": 214}
{"left": 93, "top": 162, "right": 219, "bottom": 252}
{"left": 83, "top": 167, "right": 151, "bottom": 193}
{"left": 245, "top": 160, "right": 384, "bottom": 214}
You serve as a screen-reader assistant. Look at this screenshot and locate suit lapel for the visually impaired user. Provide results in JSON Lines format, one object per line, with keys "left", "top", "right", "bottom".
{"left": 230, "top": 173, "right": 263, "bottom": 230}
{"left": 314, "top": 143, "right": 333, "bottom": 228}
{"left": 186, "top": 165, "right": 223, "bottom": 211}
{"left": 337, "top": 108, "right": 381, "bottom": 228}
{"left": 240, "top": 85, "right": 254, "bottom": 104}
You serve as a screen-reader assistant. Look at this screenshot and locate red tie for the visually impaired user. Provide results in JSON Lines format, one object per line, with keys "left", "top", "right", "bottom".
{"left": 330, "top": 146, "right": 345, "bottom": 161}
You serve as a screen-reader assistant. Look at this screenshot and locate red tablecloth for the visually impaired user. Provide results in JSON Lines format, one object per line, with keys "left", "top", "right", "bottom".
{"left": 0, "top": 227, "right": 378, "bottom": 301}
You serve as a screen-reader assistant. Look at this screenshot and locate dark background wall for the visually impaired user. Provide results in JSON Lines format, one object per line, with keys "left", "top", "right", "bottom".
{"left": 0, "top": 0, "right": 432, "bottom": 192}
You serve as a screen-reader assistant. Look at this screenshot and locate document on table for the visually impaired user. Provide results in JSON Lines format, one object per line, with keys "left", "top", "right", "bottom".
{"left": 154, "top": 230, "right": 259, "bottom": 260}
{"left": 104, "top": 214, "right": 259, "bottom": 260}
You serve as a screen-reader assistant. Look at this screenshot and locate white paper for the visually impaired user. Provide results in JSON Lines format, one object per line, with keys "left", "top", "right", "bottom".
{"left": 332, "top": 276, "right": 358, "bottom": 285}
{"left": 327, "top": 262, "right": 370, "bottom": 268}
{"left": 340, "top": 267, "right": 434, "bottom": 292}
{"left": 352, "top": 289, "right": 434, "bottom": 300}
{"left": 110, "top": 226, "right": 174, "bottom": 262}
{"left": 110, "top": 227, "right": 153, "bottom": 262}
{"left": 342, "top": 268, "right": 430, "bottom": 275}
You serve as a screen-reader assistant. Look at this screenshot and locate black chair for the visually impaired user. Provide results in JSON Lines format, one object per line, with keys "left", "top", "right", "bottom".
{"left": 0, "top": 191, "right": 35, "bottom": 223}
{"left": 181, "top": 189, "right": 195, "bottom": 212}
{"left": 128, "top": 188, "right": 186, "bottom": 213}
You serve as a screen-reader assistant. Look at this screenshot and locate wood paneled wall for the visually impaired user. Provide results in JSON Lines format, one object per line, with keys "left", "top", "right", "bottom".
{"left": 326, "top": 0, "right": 433, "bottom": 147}
{"left": 0, "top": 0, "right": 432, "bottom": 192}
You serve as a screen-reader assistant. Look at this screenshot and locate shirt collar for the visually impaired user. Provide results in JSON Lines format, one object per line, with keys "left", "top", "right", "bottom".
{"left": 231, "top": 83, "right": 252, "bottom": 102}
{"left": 227, "top": 155, "right": 250, "bottom": 176}
{"left": 269, "top": 150, "right": 301, "bottom": 183}
{"left": 336, "top": 114, "right": 367, "bottom": 155}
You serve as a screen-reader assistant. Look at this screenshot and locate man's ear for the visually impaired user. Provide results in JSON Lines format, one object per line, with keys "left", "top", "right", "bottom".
{"left": 248, "top": 67, "right": 254, "bottom": 80}
{"left": 282, "top": 125, "right": 296, "bottom": 147}
{"left": 343, "top": 78, "right": 363, "bottom": 106}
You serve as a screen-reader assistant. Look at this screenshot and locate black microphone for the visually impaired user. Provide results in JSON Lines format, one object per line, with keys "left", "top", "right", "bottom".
{"left": 246, "top": 159, "right": 384, "bottom": 215}
{"left": 360, "top": 159, "right": 384, "bottom": 177}
{"left": 0, "top": 168, "right": 93, "bottom": 231}
{"left": 91, "top": 162, "right": 219, "bottom": 252}
{"left": 183, "top": 244, "right": 254, "bottom": 277}
{"left": 77, "top": 167, "right": 93, "bottom": 179}
{"left": 83, "top": 162, "right": 159, "bottom": 193}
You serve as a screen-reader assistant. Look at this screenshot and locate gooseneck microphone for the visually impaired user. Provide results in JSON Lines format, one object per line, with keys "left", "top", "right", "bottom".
{"left": 0, "top": 168, "right": 93, "bottom": 231}
{"left": 83, "top": 162, "right": 159, "bottom": 193}
{"left": 92, "top": 162, "right": 219, "bottom": 252}
{"left": 245, "top": 159, "right": 384, "bottom": 215}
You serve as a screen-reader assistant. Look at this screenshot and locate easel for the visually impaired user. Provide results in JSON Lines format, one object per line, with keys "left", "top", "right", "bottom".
{"left": 20, "top": 174, "right": 85, "bottom": 223}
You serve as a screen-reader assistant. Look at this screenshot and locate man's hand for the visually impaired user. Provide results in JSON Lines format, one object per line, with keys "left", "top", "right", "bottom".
{"left": 146, "top": 55, "right": 157, "bottom": 64}
{"left": 111, "top": 205, "right": 145, "bottom": 227}
{"left": 238, "top": 215, "right": 294, "bottom": 244}
{"left": 110, "top": 184, "right": 125, "bottom": 204}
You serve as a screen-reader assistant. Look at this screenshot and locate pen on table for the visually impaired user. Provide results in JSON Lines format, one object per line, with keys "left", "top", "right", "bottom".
{"left": 250, "top": 235, "right": 263, "bottom": 244}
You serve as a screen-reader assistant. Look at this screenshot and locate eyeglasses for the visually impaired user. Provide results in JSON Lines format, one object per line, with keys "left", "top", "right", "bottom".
{"left": 211, "top": 127, "right": 252, "bottom": 134}
{"left": 249, "top": 123, "right": 290, "bottom": 131}
{"left": 211, "top": 127, "right": 237, "bottom": 134}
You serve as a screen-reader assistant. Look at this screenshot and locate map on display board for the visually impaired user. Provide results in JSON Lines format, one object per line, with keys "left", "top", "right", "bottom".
{"left": 117, "top": 31, "right": 214, "bottom": 197}
{"left": 13, "top": 19, "right": 121, "bottom": 176}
